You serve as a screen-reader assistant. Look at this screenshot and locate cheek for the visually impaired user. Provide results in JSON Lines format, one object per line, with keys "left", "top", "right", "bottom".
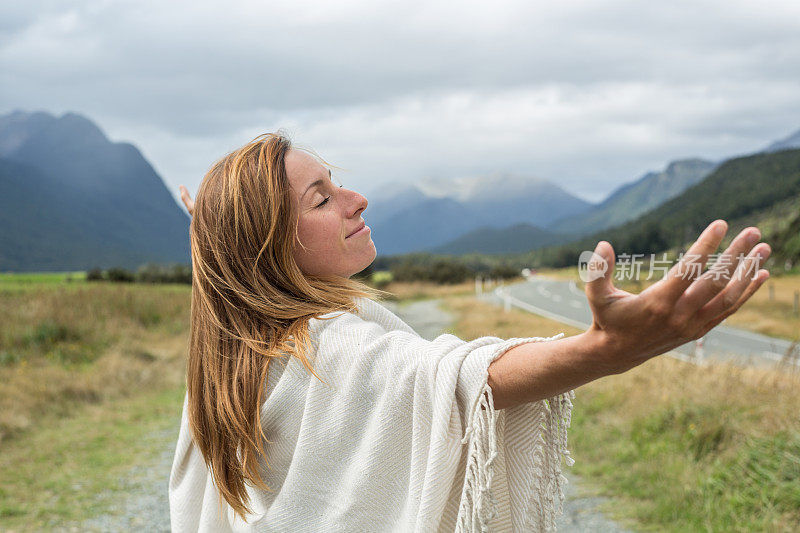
{"left": 296, "top": 214, "right": 339, "bottom": 250}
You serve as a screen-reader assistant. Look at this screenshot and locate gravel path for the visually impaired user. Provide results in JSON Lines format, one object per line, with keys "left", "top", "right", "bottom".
{"left": 381, "top": 298, "right": 456, "bottom": 341}
{"left": 74, "top": 426, "right": 175, "bottom": 532}
{"left": 77, "top": 297, "right": 630, "bottom": 532}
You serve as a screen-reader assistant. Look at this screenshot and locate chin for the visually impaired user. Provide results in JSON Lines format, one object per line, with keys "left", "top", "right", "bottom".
{"left": 365, "top": 246, "right": 377, "bottom": 267}
{"left": 350, "top": 252, "right": 377, "bottom": 278}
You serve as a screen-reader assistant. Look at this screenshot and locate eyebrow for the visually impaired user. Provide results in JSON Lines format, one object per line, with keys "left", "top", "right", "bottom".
{"left": 302, "top": 169, "right": 332, "bottom": 199}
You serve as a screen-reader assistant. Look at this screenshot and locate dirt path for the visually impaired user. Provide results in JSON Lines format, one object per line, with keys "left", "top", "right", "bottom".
{"left": 77, "top": 298, "right": 630, "bottom": 532}
{"left": 75, "top": 426, "right": 174, "bottom": 532}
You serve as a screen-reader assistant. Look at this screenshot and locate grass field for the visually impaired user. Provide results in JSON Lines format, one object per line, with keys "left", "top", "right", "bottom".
{"left": 1, "top": 273, "right": 798, "bottom": 530}
{"left": 0, "top": 275, "right": 190, "bottom": 530}
{"left": 0, "top": 272, "right": 87, "bottom": 283}
{"left": 0, "top": 386, "right": 185, "bottom": 530}
{"left": 441, "top": 291, "right": 800, "bottom": 532}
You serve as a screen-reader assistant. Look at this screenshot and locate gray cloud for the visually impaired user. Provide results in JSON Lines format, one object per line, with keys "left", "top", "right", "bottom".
{"left": 2, "top": 0, "right": 799, "bottom": 204}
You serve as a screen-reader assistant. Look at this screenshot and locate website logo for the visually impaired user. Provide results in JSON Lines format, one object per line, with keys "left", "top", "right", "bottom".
{"left": 578, "top": 250, "right": 608, "bottom": 283}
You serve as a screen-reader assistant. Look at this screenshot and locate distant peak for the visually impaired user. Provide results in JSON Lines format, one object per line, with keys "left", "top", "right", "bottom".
{"left": 0, "top": 110, "right": 59, "bottom": 157}
{"left": 664, "top": 158, "right": 716, "bottom": 173}
{"left": 55, "top": 112, "right": 109, "bottom": 143}
{"left": 417, "top": 172, "right": 554, "bottom": 202}
{"left": 763, "top": 128, "right": 800, "bottom": 153}
{"left": 1, "top": 109, "right": 56, "bottom": 121}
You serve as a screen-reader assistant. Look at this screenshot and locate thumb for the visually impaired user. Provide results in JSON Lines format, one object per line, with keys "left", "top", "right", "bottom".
{"left": 583, "top": 240, "right": 616, "bottom": 302}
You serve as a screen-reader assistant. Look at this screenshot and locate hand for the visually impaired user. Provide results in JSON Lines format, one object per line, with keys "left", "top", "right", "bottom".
{"left": 584, "top": 220, "right": 770, "bottom": 374}
{"left": 179, "top": 185, "right": 195, "bottom": 216}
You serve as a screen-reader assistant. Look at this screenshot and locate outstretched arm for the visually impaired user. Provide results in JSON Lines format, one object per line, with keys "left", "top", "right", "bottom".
{"left": 487, "top": 220, "right": 771, "bottom": 410}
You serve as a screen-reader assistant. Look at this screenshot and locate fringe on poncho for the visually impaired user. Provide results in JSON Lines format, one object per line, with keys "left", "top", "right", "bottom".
{"left": 169, "top": 296, "right": 574, "bottom": 532}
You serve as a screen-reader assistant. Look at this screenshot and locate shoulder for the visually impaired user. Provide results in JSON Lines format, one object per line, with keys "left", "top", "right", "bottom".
{"left": 309, "top": 297, "right": 417, "bottom": 339}
{"left": 306, "top": 297, "right": 448, "bottom": 374}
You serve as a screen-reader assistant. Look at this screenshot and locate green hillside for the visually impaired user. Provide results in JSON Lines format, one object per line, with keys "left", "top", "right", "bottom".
{"left": 426, "top": 222, "right": 565, "bottom": 255}
{"left": 525, "top": 148, "right": 800, "bottom": 269}
{"left": 549, "top": 158, "right": 716, "bottom": 237}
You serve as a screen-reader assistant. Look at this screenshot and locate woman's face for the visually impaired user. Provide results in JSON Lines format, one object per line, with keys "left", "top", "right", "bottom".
{"left": 285, "top": 149, "right": 377, "bottom": 278}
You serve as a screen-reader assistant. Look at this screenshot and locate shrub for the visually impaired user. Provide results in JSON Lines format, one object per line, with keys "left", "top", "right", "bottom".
{"left": 428, "top": 260, "right": 472, "bottom": 284}
{"left": 136, "top": 262, "right": 192, "bottom": 284}
{"left": 488, "top": 265, "right": 519, "bottom": 280}
{"left": 390, "top": 261, "right": 430, "bottom": 283}
{"left": 86, "top": 267, "right": 104, "bottom": 281}
{"left": 106, "top": 267, "right": 134, "bottom": 283}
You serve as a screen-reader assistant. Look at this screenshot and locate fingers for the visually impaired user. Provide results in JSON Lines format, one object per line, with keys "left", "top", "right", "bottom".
{"left": 584, "top": 240, "right": 616, "bottom": 306}
{"left": 696, "top": 268, "right": 770, "bottom": 337}
{"left": 678, "top": 226, "right": 763, "bottom": 314}
{"left": 657, "top": 220, "right": 728, "bottom": 304}
{"left": 179, "top": 185, "right": 195, "bottom": 215}
{"left": 695, "top": 243, "right": 771, "bottom": 324}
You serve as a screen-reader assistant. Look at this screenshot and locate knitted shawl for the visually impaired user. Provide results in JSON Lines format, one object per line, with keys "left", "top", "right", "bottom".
{"left": 169, "top": 296, "right": 574, "bottom": 532}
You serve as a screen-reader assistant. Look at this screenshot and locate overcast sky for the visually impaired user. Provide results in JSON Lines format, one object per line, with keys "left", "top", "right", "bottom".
{"left": 2, "top": 0, "right": 800, "bottom": 206}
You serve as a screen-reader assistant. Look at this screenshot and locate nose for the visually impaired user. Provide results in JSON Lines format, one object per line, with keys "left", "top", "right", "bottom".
{"left": 346, "top": 188, "right": 368, "bottom": 218}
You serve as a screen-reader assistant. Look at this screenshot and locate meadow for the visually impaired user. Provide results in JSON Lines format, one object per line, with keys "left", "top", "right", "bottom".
{"left": 440, "top": 284, "right": 800, "bottom": 532}
{"left": 0, "top": 274, "right": 189, "bottom": 529}
{"left": 0, "top": 271, "right": 798, "bottom": 531}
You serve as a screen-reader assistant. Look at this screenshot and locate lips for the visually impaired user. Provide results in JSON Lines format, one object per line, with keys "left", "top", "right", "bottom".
{"left": 346, "top": 221, "right": 366, "bottom": 238}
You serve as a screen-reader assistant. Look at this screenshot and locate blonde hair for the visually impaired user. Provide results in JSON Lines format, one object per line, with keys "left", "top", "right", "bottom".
{"left": 187, "top": 132, "right": 386, "bottom": 519}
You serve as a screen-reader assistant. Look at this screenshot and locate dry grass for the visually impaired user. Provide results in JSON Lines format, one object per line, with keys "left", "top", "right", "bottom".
{"left": 440, "top": 293, "right": 584, "bottom": 340}
{"left": 585, "top": 356, "right": 800, "bottom": 446}
{"left": 3, "top": 275, "right": 797, "bottom": 530}
{"left": 378, "top": 276, "right": 528, "bottom": 302}
{"left": 723, "top": 275, "right": 800, "bottom": 341}
{"left": 532, "top": 267, "right": 583, "bottom": 281}
{"left": 378, "top": 279, "right": 482, "bottom": 301}
{"left": 0, "top": 282, "right": 189, "bottom": 441}
{"left": 440, "top": 289, "right": 800, "bottom": 531}
{"left": 0, "top": 385, "right": 186, "bottom": 530}
{"left": 0, "top": 280, "right": 190, "bottom": 527}
{"left": 571, "top": 357, "right": 800, "bottom": 531}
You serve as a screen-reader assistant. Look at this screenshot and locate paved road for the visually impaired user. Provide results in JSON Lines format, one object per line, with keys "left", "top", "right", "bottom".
{"left": 480, "top": 276, "right": 798, "bottom": 368}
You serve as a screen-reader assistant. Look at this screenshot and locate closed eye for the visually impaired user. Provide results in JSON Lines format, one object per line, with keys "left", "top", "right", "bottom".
{"left": 315, "top": 183, "right": 343, "bottom": 208}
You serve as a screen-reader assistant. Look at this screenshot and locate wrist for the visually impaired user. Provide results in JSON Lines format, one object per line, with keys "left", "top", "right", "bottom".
{"left": 579, "top": 327, "right": 624, "bottom": 377}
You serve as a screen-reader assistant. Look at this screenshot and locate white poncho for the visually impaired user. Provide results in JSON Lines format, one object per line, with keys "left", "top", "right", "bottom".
{"left": 170, "top": 296, "right": 574, "bottom": 532}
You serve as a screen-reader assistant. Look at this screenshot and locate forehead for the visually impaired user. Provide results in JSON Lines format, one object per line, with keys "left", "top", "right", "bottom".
{"left": 284, "top": 149, "right": 327, "bottom": 191}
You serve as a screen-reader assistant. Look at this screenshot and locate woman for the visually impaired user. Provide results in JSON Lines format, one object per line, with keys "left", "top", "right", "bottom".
{"left": 170, "top": 132, "right": 770, "bottom": 532}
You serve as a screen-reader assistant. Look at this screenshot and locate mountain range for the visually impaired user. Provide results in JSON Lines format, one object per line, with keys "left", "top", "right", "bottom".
{"left": 0, "top": 110, "right": 190, "bottom": 271}
{"left": 525, "top": 147, "right": 800, "bottom": 269}
{"left": 365, "top": 173, "right": 590, "bottom": 255}
{"left": 368, "top": 126, "right": 800, "bottom": 256}
{"left": 1, "top": 109, "right": 799, "bottom": 271}
{"left": 546, "top": 158, "right": 718, "bottom": 237}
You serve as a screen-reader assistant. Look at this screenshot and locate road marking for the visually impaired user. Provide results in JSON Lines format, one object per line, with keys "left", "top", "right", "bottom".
{"left": 541, "top": 280, "right": 795, "bottom": 352}
{"left": 536, "top": 284, "right": 552, "bottom": 298}
{"left": 760, "top": 350, "right": 800, "bottom": 366}
{"left": 493, "top": 287, "right": 702, "bottom": 366}
{"left": 568, "top": 281, "right": 584, "bottom": 297}
{"left": 570, "top": 300, "right": 582, "bottom": 309}
{"left": 715, "top": 324, "right": 795, "bottom": 347}
{"left": 495, "top": 287, "right": 589, "bottom": 330}
{"left": 491, "top": 286, "right": 800, "bottom": 369}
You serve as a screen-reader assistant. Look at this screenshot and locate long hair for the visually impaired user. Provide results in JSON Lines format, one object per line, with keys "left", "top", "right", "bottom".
{"left": 187, "top": 132, "right": 386, "bottom": 520}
